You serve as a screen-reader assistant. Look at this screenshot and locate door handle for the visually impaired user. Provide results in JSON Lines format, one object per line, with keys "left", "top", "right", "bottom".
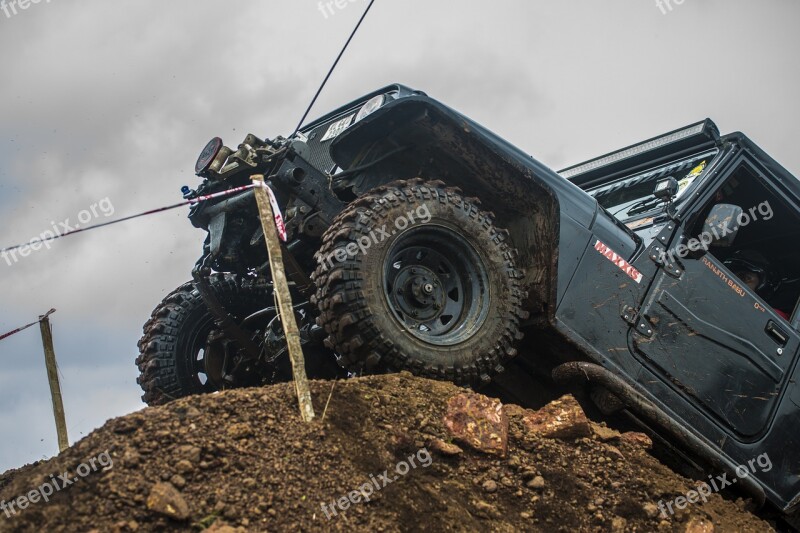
{"left": 765, "top": 320, "right": 789, "bottom": 347}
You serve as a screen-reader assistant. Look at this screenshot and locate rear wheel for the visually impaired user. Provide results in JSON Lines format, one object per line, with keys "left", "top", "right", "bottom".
{"left": 136, "top": 274, "right": 341, "bottom": 406}
{"left": 312, "top": 180, "right": 528, "bottom": 387}
{"left": 136, "top": 274, "right": 272, "bottom": 405}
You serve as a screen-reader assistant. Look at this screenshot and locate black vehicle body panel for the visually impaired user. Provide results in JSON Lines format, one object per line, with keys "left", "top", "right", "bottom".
{"left": 554, "top": 132, "right": 800, "bottom": 511}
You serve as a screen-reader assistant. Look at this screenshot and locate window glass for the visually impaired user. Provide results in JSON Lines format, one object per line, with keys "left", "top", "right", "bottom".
{"left": 690, "top": 163, "right": 800, "bottom": 321}
{"left": 588, "top": 150, "right": 717, "bottom": 222}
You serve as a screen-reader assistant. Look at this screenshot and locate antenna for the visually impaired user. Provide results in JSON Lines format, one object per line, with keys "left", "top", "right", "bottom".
{"left": 292, "top": 0, "right": 378, "bottom": 137}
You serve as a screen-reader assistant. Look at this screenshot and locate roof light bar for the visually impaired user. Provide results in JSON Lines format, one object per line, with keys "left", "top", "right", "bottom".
{"left": 560, "top": 122, "right": 710, "bottom": 180}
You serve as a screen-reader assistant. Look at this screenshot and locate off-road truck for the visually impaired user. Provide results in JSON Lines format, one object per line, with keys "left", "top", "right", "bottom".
{"left": 136, "top": 84, "right": 800, "bottom": 515}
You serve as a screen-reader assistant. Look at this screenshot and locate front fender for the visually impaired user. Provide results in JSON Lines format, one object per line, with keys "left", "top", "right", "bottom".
{"left": 330, "top": 96, "right": 612, "bottom": 318}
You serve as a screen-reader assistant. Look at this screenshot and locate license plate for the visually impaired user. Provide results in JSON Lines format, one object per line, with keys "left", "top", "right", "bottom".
{"left": 320, "top": 114, "right": 355, "bottom": 142}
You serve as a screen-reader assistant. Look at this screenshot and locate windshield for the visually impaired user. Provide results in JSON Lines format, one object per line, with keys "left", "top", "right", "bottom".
{"left": 587, "top": 150, "right": 718, "bottom": 222}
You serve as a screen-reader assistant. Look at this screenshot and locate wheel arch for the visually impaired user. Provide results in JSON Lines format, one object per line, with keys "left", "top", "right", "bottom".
{"left": 331, "top": 98, "right": 570, "bottom": 321}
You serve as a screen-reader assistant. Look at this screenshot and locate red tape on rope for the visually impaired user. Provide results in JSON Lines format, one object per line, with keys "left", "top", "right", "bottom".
{"left": 0, "top": 309, "right": 56, "bottom": 342}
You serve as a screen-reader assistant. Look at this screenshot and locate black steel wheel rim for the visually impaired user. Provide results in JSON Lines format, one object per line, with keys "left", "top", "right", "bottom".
{"left": 181, "top": 314, "right": 218, "bottom": 390}
{"left": 383, "top": 224, "right": 490, "bottom": 346}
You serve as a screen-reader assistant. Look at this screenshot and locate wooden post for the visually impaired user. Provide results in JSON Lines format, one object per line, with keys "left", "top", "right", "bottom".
{"left": 251, "top": 175, "right": 316, "bottom": 422}
{"left": 39, "top": 310, "right": 69, "bottom": 452}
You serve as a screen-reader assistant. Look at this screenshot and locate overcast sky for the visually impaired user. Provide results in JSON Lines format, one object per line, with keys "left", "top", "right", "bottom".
{"left": 1, "top": 0, "right": 798, "bottom": 472}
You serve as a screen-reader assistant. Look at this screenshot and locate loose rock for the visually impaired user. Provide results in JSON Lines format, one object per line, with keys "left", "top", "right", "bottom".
{"left": 443, "top": 393, "right": 508, "bottom": 456}
{"left": 146, "top": 482, "right": 190, "bottom": 521}
{"left": 522, "top": 395, "right": 592, "bottom": 440}
{"left": 527, "top": 476, "right": 546, "bottom": 491}
{"left": 429, "top": 438, "right": 464, "bottom": 457}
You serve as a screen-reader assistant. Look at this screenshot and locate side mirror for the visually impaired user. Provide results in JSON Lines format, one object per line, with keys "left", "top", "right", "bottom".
{"left": 701, "top": 203, "right": 743, "bottom": 248}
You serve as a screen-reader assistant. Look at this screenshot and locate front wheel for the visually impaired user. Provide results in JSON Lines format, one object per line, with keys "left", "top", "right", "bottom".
{"left": 312, "top": 180, "right": 527, "bottom": 387}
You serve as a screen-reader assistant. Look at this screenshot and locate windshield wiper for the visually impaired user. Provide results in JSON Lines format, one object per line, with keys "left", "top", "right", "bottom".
{"left": 627, "top": 197, "right": 665, "bottom": 216}
{"left": 611, "top": 196, "right": 663, "bottom": 218}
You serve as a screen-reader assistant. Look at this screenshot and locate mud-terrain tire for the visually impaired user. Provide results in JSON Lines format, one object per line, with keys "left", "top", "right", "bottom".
{"left": 136, "top": 274, "right": 269, "bottom": 406}
{"left": 312, "top": 179, "right": 527, "bottom": 387}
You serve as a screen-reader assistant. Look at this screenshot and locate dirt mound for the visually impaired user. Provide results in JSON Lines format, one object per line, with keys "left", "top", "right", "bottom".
{"left": 0, "top": 373, "right": 774, "bottom": 532}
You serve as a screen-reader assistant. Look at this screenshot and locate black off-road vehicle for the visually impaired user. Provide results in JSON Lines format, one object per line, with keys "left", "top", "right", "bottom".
{"left": 136, "top": 84, "right": 800, "bottom": 515}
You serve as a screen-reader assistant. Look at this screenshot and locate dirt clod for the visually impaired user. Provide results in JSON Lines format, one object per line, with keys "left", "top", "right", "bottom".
{"left": 428, "top": 438, "right": 463, "bottom": 457}
{"left": 526, "top": 476, "right": 546, "bottom": 491}
{"left": 481, "top": 479, "right": 498, "bottom": 493}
